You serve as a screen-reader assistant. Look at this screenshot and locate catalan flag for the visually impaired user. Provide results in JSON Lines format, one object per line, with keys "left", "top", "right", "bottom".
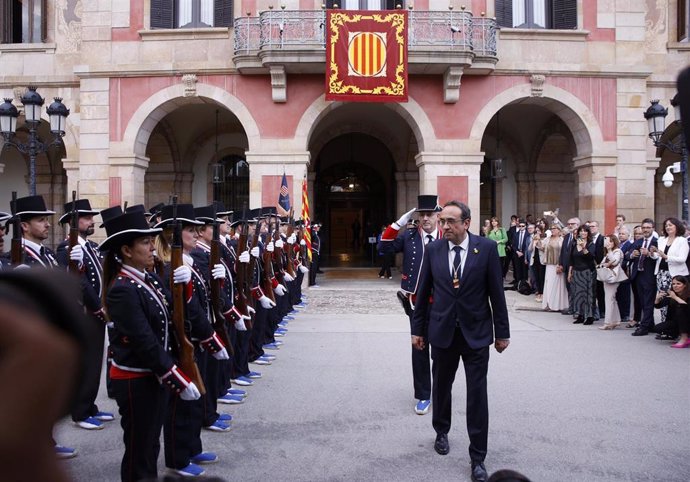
{"left": 301, "top": 175, "right": 312, "bottom": 262}
{"left": 278, "top": 172, "right": 290, "bottom": 215}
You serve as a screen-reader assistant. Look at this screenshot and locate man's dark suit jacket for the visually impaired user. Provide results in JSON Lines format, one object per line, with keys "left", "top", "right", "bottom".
{"left": 411, "top": 233, "right": 510, "bottom": 350}
{"left": 593, "top": 234, "right": 605, "bottom": 264}
{"left": 624, "top": 236, "right": 658, "bottom": 280}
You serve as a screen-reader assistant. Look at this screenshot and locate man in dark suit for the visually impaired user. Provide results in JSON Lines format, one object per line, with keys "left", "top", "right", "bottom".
{"left": 616, "top": 226, "right": 633, "bottom": 323}
{"left": 588, "top": 220, "right": 606, "bottom": 319}
{"left": 512, "top": 219, "right": 529, "bottom": 284}
{"left": 625, "top": 218, "right": 658, "bottom": 336}
{"left": 411, "top": 200, "right": 510, "bottom": 482}
{"left": 558, "top": 217, "right": 580, "bottom": 315}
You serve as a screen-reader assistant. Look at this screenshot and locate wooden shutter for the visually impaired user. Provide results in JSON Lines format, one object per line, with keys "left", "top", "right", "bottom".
{"left": 214, "top": 0, "right": 233, "bottom": 27}
{"left": 0, "top": 1, "right": 11, "bottom": 43}
{"left": 151, "top": 0, "right": 175, "bottom": 29}
{"left": 495, "top": 0, "right": 513, "bottom": 28}
{"left": 41, "top": 0, "right": 47, "bottom": 41}
{"left": 552, "top": 0, "right": 576, "bottom": 29}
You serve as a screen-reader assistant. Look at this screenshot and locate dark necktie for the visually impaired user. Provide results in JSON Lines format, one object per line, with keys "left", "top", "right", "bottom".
{"left": 426, "top": 234, "right": 434, "bottom": 245}
{"left": 638, "top": 238, "right": 648, "bottom": 271}
{"left": 519, "top": 232, "right": 524, "bottom": 250}
{"left": 453, "top": 246, "right": 462, "bottom": 286}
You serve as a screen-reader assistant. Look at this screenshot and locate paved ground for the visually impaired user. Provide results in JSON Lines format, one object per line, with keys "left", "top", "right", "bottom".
{"left": 57, "top": 268, "right": 690, "bottom": 481}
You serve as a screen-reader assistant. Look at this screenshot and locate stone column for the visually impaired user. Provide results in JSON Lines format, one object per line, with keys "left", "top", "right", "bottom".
{"left": 572, "top": 154, "right": 617, "bottom": 226}
{"left": 108, "top": 154, "right": 150, "bottom": 207}
{"left": 246, "top": 151, "right": 311, "bottom": 211}
{"left": 416, "top": 150, "right": 483, "bottom": 232}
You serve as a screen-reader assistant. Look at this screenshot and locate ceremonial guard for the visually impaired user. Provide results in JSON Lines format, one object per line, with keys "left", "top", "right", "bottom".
{"left": 0, "top": 212, "right": 10, "bottom": 266}
{"left": 7, "top": 195, "right": 81, "bottom": 458}
{"left": 99, "top": 210, "right": 201, "bottom": 482}
{"left": 56, "top": 198, "right": 115, "bottom": 430}
{"left": 309, "top": 222, "right": 321, "bottom": 286}
{"left": 192, "top": 205, "right": 249, "bottom": 430}
{"left": 154, "top": 204, "right": 229, "bottom": 477}
{"left": 377, "top": 195, "right": 443, "bottom": 415}
{"left": 10, "top": 195, "right": 59, "bottom": 268}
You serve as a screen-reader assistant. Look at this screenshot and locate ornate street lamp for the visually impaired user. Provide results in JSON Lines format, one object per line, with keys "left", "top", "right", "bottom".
{"left": 645, "top": 98, "right": 688, "bottom": 222}
{"left": 0, "top": 86, "right": 70, "bottom": 196}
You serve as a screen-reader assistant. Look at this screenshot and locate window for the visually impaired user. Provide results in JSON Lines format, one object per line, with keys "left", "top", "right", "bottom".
{"left": 325, "top": 0, "right": 403, "bottom": 10}
{"left": 679, "top": 0, "right": 689, "bottom": 41}
{"left": 495, "top": 0, "right": 576, "bottom": 29}
{"left": 151, "top": 0, "right": 233, "bottom": 29}
{"left": 214, "top": 155, "right": 249, "bottom": 210}
{"left": 0, "top": 0, "right": 46, "bottom": 43}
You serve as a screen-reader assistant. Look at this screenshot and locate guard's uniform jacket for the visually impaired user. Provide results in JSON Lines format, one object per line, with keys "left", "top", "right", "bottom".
{"left": 107, "top": 266, "right": 175, "bottom": 378}
{"left": 377, "top": 225, "right": 442, "bottom": 296}
{"left": 57, "top": 237, "right": 104, "bottom": 313}
{"left": 311, "top": 230, "right": 321, "bottom": 255}
{"left": 16, "top": 238, "right": 59, "bottom": 268}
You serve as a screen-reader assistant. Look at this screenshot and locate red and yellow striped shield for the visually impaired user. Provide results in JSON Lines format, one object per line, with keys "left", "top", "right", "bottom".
{"left": 348, "top": 32, "right": 387, "bottom": 77}
{"left": 326, "top": 10, "right": 408, "bottom": 103}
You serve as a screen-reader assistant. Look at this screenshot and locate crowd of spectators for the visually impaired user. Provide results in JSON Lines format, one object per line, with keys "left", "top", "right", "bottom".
{"left": 483, "top": 212, "right": 690, "bottom": 348}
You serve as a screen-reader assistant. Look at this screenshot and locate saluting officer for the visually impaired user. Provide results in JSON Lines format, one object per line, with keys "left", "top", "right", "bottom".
{"left": 377, "top": 195, "right": 443, "bottom": 416}
{"left": 56, "top": 199, "right": 115, "bottom": 430}
{"left": 100, "top": 210, "right": 202, "bottom": 482}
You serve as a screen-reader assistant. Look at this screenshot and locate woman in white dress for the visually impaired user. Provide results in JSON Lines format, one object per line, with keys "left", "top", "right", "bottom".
{"left": 541, "top": 225, "right": 569, "bottom": 311}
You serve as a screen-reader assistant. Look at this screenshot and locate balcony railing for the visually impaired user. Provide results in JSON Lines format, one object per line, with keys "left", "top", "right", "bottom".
{"left": 234, "top": 10, "right": 497, "bottom": 59}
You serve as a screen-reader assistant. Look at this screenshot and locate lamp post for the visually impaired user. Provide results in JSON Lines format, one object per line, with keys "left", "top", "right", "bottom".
{"left": 0, "top": 86, "right": 70, "bottom": 196}
{"left": 644, "top": 97, "right": 688, "bottom": 223}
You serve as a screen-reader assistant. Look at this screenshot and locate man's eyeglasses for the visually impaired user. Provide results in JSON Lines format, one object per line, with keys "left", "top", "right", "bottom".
{"left": 439, "top": 218, "right": 465, "bottom": 226}
{"left": 519, "top": 224, "right": 526, "bottom": 228}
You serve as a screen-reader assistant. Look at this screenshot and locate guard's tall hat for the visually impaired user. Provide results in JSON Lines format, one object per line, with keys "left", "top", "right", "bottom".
{"left": 99, "top": 212, "right": 162, "bottom": 252}
{"left": 415, "top": 195, "right": 442, "bottom": 213}
{"left": 11, "top": 195, "right": 55, "bottom": 221}
{"left": 59, "top": 199, "right": 100, "bottom": 225}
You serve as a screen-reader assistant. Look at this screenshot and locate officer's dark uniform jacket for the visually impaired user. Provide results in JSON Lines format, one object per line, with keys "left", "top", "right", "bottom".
{"left": 18, "top": 238, "right": 59, "bottom": 268}
{"left": 377, "top": 225, "right": 441, "bottom": 296}
{"left": 107, "top": 265, "right": 175, "bottom": 377}
{"left": 311, "top": 230, "right": 321, "bottom": 254}
{"left": 191, "top": 241, "right": 235, "bottom": 313}
{"left": 57, "top": 237, "right": 104, "bottom": 313}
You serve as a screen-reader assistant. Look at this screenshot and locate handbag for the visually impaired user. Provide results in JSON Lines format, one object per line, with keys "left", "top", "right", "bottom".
{"left": 596, "top": 266, "right": 616, "bottom": 283}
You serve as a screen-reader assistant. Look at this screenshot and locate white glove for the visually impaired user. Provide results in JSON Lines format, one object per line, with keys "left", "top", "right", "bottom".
{"left": 299, "top": 264, "right": 309, "bottom": 274}
{"left": 212, "top": 347, "right": 230, "bottom": 360}
{"left": 211, "top": 263, "right": 226, "bottom": 280}
{"left": 69, "top": 244, "right": 84, "bottom": 265}
{"left": 395, "top": 207, "right": 417, "bottom": 229}
{"left": 173, "top": 265, "right": 192, "bottom": 284}
{"left": 287, "top": 234, "right": 296, "bottom": 244}
{"left": 247, "top": 306, "right": 256, "bottom": 316}
{"left": 235, "top": 318, "right": 247, "bottom": 331}
{"left": 250, "top": 246, "right": 260, "bottom": 258}
{"left": 181, "top": 382, "right": 201, "bottom": 401}
{"left": 259, "top": 295, "right": 276, "bottom": 309}
{"left": 267, "top": 241, "right": 274, "bottom": 253}
{"left": 283, "top": 272, "right": 295, "bottom": 282}
{"left": 274, "top": 284, "right": 287, "bottom": 296}
{"left": 275, "top": 239, "right": 284, "bottom": 249}
{"left": 234, "top": 232, "right": 240, "bottom": 239}
{"left": 239, "top": 250, "right": 250, "bottom": 263}
{"left": 300, "top": 239, "right": 306, "bottom": 246}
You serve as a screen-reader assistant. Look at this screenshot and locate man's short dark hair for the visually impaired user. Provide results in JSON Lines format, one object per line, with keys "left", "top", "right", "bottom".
{"left": 641, "top": 218, "right": 655, "bottom": 227}
{"left": 616, "top": 214, "right": 626, "bottom": 221}
{"left": 443, "top": 200, "right": 471, "bottom": 221}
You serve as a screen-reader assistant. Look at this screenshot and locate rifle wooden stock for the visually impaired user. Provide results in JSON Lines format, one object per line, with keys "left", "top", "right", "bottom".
{"left": 68, "top": 191, "right": 80, "bottom": 274}
{"left": 261, "top": 220, "right": 276, "bottom": 303}
{"left": 170, "top": 215, "right": 206, "bottom": 395}
{"left": 236, "top": 221, "right": 253, "bottom": 330}
{"left": 210, "top": 231, "right": 233, "bottom": 355}
{"left": 285, "top": 223, "right": 296, "bottom": 277}
{"left": 271, "top": 219, "right": 285, "bottom": 284}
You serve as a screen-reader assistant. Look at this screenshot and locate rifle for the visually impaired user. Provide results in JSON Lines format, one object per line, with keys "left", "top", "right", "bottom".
{"left": 209, "top": 207, "right": 233, "bottom": 353}
{"left": 68, "top": 190, "right": 80, "bottom": 274}
{"left": 271, "top": 215, "right": 285, "bottom": 284}
{"left": 10, "top": 192, "right": 22, "bottom": 266}
{"left": 285, "top": 215, "right": 297, "bottom": 278}
{"left": 260, "top": 218, "right": 276, "bottom": 303}
{"left": 169, "top": 197, "right": 206, "bottom": 395}
{"left": 235, "top": 213, "right": 252, "bottom": 329}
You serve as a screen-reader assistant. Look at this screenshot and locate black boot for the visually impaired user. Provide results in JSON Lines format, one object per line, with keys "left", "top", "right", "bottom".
{"left": 573, "top": 316, "right": 584, "bottom": 324}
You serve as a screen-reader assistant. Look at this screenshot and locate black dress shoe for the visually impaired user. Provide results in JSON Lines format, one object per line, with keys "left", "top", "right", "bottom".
{"left": 583, "top": 317, "right": 594, "bottom": 325}
{"left": 471, "top": 461, "right": 488, "bottom": 482}
{"left": 434, "top": 433, "right": 449, "bottom": 455}
{"left": 573, "top": 316, "right": 584, "bottom": 324}
{"left": 631, "top": 328, "right": 649, "bottom": 336}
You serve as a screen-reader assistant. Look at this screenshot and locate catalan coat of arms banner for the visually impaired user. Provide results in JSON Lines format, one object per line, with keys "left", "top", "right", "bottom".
{"left": 325, "top": 10, "right": 408, "bottom": 103}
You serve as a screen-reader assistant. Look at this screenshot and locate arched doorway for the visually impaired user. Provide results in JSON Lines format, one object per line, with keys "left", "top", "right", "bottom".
{"left": 480, "top": 103, "right": 578, "bottom": 226}
{"left": 313, "top": 132, "right": 397, "bottom": 266}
